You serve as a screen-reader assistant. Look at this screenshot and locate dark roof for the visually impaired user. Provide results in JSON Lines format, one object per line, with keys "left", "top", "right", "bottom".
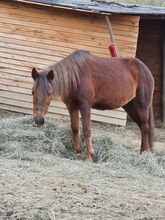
{"left": 13, "top": 0, "right": 165, "bottom": 15}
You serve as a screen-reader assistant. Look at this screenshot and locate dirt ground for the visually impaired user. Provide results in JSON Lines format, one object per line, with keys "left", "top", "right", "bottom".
{"left": 0, "top": 111, "right": 165, "bottom": 220}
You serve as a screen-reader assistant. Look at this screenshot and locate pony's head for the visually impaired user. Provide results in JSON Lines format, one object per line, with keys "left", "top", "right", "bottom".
{"left": 31, "top": 67, "right": 54, "bottom": 127}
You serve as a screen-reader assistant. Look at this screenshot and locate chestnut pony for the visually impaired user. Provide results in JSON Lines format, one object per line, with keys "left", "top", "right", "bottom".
{"left": 31, "top": 50, "right": 154, "bottom": 161}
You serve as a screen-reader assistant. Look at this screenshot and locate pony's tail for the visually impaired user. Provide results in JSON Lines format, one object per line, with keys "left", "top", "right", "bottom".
{"left": 148, "top": 102, "right": 154, "bottom": 151}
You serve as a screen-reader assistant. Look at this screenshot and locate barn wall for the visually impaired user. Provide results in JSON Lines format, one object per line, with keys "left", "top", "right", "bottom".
{"left": 136, "top": 19, "right": 164, "bottom": 121}
{"left": 0, "top": 1, "right": 140, "bottom": 125}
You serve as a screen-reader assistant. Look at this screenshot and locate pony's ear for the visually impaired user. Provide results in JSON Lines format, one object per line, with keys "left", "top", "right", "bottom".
{"left": 32, "top": 68, "right": 39, "bottom": 80}
{"left": 47, "top": 69, "right": 54, "bottom": 82}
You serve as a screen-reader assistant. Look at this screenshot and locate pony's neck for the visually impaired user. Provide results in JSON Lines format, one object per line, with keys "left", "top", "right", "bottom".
{"left": 47, "top": 50, "right": 90, "bottom": 99}
{"left": 50, "top": 61, "right": 80, "bottom": 99}
{"left": 51, "top": 71, "right": 67, "bottom": 99}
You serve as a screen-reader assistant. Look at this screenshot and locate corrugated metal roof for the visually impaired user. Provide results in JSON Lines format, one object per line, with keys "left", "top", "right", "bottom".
{"left": 13, "top": 0, "right": 165, "bottom": 15}
{"left": 97, "top": 0, "right": 165, "bottom": 7}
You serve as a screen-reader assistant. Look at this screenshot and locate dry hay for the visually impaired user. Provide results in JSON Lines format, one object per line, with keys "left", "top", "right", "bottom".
{"left": 0, "top": 114, "right": 165, "bottom": 219}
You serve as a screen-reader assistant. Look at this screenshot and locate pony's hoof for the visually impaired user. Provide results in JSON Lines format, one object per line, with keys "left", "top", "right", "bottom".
{"left": 85, "top": 155, "right": 93, "bottom": 162}
{"left": 140, "top": 147, "right": 150, "bottom": 154}
{"left": 73, "top": 149, "right": 81, "bottom": 154}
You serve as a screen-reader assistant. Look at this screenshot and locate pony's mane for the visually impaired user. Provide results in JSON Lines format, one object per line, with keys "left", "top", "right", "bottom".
{"left": 47, "top": 50, "right": 91, "bottom": 97}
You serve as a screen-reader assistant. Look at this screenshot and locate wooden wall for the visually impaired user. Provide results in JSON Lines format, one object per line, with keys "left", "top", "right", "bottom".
{"left": 0, "top": 1, "right": 140, "bottom": 125}
{"left": 136, "top": 19, "right": 164, "bottom": 121}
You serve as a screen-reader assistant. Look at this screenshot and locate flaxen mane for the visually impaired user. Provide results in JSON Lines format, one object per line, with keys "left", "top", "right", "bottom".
{"left": 47, "top": 50, "right": 91, "bottom": 97}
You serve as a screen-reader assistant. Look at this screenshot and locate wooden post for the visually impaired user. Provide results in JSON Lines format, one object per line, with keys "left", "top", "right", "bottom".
{"left": 162, "top": 22, "right": 165, "bottom": 125}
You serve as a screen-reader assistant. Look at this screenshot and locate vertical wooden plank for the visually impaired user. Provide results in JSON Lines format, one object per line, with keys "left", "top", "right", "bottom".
{"left": 162, "top": 20, "right": 165, "bottom": 124}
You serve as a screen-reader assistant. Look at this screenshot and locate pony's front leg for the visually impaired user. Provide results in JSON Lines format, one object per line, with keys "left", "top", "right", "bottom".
{"left": 68, "top": 108, "right": 80, "bottom": 153}
{"left": 80, "top": 104, "right": 94, "bottom": 161}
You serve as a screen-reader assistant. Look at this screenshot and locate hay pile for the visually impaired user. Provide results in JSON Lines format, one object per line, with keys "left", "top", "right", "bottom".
{"left": 0, "top": 114, "right": 165, "bottom": 219}
{"left": 0, "top": 115, "right": 164, "bottom": 177}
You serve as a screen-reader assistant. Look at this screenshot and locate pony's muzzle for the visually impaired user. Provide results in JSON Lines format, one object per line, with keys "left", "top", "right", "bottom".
{"left": 33, "top": 116, "right": 45, "bottom": 127}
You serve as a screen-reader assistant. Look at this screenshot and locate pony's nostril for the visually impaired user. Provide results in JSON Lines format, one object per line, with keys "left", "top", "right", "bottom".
{"left": 41, "top": 117, "right": 45, "bottom": 124}
{"left": 35, "top": 117, "right": 44, "bottom": 126}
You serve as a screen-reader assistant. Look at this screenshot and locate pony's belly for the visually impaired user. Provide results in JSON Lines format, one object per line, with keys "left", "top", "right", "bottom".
{"left": 92, "top": 102, "right": 117, "bottom": 110}
{"left": 92, "top": 93, "right": 135, "bottom": 110}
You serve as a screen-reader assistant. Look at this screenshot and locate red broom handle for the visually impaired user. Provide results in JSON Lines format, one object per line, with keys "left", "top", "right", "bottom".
{"left": 105, "top": 15, "right": 118, "bottom": 57}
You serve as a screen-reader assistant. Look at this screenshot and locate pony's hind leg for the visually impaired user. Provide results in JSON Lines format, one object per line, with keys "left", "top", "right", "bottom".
{"left": 67, "top": 106, "right": 80, "bottom": 153}
{"left": 123, "top": 100, "right": 151, "bottom": 153}
{"left": 139, "top": 113, "right": 151, "bottom": 153}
